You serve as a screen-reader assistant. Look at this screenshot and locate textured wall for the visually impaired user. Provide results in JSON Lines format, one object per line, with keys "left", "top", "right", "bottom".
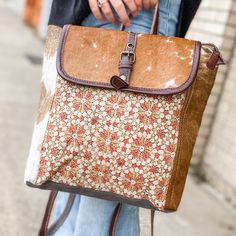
{"left": 187, "top": 0, "right": 236, "bottom": 206}
{"left": 203, "top": 23, "right": 236, "bottom": 207}
{"left": 203, "top": 46, "right": 236, "bottom": 206}
{"left": 187, "top": 0, "right": 234, "bottom": 165}
{"left": 38, "top": 0, "right": 53, "bottom": 38}
{"left": 1, "top": 0, "right": 25, "bottom": 14}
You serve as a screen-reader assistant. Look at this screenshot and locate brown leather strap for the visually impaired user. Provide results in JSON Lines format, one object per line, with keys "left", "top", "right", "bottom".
{"left": 110, "top": 32, "right": 137, "bottom": 89}
{"left": 109, "top": 204, "right": 156, "bottom": 236}
{"left": 47, "top": 194, "right": 76, "bottom": 236}
{"left": 39, "top": 191, "right": 76, "bottom": 236}
{"left": 120, "top": 1, "right": 159, "bottom": 35}
{"left": 109, "top": 203, "right": 122, "bottom": 236}
{"left": 39, "top": 191, "right": 58, "bottom": 236}
{"left": 151, "top": 209, "right": 155, "bottom": 236}
{"left": 118, "top": 32, "right": 137, "bottom": 83}
{"left": 150, "top": 3, "right": 159, "bottom": 34}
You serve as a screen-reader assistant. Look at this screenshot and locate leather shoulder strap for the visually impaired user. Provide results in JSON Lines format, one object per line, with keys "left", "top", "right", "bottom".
{"left": 109, "top": 204, "right": 156, "bottom": 236}
{"left": 109, "top": 203, "right": 123, "bottom": 236}
{"left": 120, "top": 1, "right": 159, "bottom": 35}
{"left": 150, "top": 3, "right": 159, "bottom": 34}
{"left": 47, "top": 194, "right": 76, "bottom": 236}
{"left": 151, "top": 209, "right": 155, "bottom": 236}
{"left": 39, "top": 191, "right": 76, "bottom": 236}
{"left": 39, "top": 191, "right": 58, "bottom": 236}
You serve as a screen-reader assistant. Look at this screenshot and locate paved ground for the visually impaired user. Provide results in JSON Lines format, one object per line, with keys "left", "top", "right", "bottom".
{"left": 0, "top": 3, "right": 236, "bottom": 236}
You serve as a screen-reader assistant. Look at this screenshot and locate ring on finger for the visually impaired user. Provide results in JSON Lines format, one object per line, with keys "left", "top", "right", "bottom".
{"left": 98, "top": 0, "right": 109, "bottom": 8}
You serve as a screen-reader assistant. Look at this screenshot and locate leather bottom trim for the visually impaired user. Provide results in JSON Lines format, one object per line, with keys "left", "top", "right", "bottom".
{"left": 26, "top": 181, "right": 175, "bottom": 213}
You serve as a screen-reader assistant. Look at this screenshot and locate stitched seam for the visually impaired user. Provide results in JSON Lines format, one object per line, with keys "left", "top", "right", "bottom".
{"left": 164, "top": 91, "right": 189, "bottom": 208}
{"left": 163, "top": 91, "right": 188, "bottom": 207}
{"left": 166, "top": 79, "right": 197, "bottom": 209}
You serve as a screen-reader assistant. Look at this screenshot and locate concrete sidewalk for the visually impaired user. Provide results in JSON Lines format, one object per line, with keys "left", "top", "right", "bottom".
{"left": 0, "top": 4, "right": 236, "bottom": 236}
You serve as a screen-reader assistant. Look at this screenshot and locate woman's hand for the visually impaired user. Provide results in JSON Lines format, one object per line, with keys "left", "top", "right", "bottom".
{"left": 88, "top": 0, "right": 140, "bottom": 27}
{"left": 88, "top": 0, "right": 158, "bottom": 27}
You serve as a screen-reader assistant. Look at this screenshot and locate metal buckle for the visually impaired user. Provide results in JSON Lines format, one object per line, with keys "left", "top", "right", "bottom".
{"left": 120, "top": 51, "right": 136, "bottom": 64}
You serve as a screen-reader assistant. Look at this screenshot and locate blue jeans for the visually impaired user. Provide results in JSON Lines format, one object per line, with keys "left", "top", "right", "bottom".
{"left": 53, "top": 1, "right": 181, "bottom": 235}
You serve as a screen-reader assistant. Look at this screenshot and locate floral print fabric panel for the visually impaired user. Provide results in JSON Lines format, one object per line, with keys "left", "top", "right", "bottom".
{"left": 37, "top": 76, "right": 186, "bottom": 209}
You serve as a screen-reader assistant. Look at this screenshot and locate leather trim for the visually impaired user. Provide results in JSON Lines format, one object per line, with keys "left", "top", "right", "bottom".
{"left": 26, "top": 181, "right": 174, "bottom": 213}
{"left": 56, "top": 25, "right": 202, "bottom": 95}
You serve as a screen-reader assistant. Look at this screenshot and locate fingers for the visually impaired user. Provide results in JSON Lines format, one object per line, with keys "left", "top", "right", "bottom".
{"left": 89, "top": 0, "right": 143, "bottom": 27}
{"left": 143, "top": 0, "right": 151, "bottom": 9}
{"left": 100, "top": 0, "right": 117, "bottom": 24}
{"left": 88, "top": 0, "right": 105, "bottom": 22}
{"left": 123, "top": 0, "right": 138, "bottom": 16}
{"left": 143, "top": 0, "right": 158, "bottom": 9}
{"left": 109, "top": 0, "right": 131, "bottom": 27}
{"left": 135, "top": 0, "right": 143, "bottom": 10}
{"left": 150, "top": 0, "right": 159, "bottom": 7}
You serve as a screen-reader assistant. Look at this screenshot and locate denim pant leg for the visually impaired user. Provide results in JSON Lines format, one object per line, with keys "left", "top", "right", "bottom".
{"left": 52, "top": 1, "right": 181, "bottom": 235}
{"left": 53, "top": 192, "right": 81, "bottom": 236}
{"left": 73, "top": 197, "right": 140, "bottom": 236}
{"left": 159, "top": 0, "right": 182, "bottom": 36}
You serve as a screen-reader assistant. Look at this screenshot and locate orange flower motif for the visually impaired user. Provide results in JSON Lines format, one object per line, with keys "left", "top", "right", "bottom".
{"left": 89, "top": 164, "right": 111, "bottom": 185}
{"left": 97, "top": 130, "right": 119, "bottom": 153}
{"left": 123, "top": 173, "right": 145, "bottom": 192}
{"left": 138, "top": 101, "right": 160, "bottom": 124}
{"left": 156, "top": 129, "right": 165, "bottom": 139}
{"left": 117, "top": 158, "right": 126, "bottom": 166}
{"left": 155, "top": 179, "right": 168, "bottom": 200}
{"left": 65, "top": 125, "right": 85, "bottom": 148}
{"left": 105, "top": 95, "right": 127, "bottom": 117}
{"left": 73, "top": 89, "right": 93, "bottom": 112}
{"left": 56, "top": 159, "right": 78, "bottom": 181}
{"left": 84, "top": 151, "right": 92, "bottom": 161}
{"left": 131, "top": 137, "right": 152, "bottom": 160}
